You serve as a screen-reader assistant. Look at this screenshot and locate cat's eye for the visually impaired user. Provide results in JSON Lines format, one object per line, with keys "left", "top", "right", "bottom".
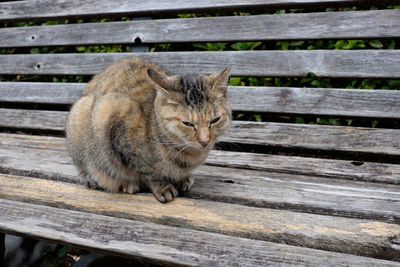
{"left": 182, "top": 121, "right": 195, "bottom": 127}
{"left": 210, "top": 116, "right": 221, "bottom": 125}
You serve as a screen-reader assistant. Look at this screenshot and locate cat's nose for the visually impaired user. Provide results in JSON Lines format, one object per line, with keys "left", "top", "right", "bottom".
{"left": 199, "top": 140, "right": 209, "bottom": 147}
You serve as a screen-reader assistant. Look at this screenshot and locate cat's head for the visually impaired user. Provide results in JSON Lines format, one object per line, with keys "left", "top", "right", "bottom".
{"left": 147, "top": 67, "right": 232, "bottom": 150}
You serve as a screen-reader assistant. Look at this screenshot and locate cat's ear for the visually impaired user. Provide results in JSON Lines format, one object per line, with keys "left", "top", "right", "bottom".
{"left": 209, "top": 66, "right": 232, "bottom": 99}
{"left": 147, "top": 69, "right": 170, "bottom": 95}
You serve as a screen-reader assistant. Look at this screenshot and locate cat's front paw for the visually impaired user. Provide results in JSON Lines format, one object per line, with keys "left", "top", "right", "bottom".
{"left": 181, "top": 174, "right": 195, "bottom": 192}
{"left": 152, "top": 184, "right": 178, "bottom": 203}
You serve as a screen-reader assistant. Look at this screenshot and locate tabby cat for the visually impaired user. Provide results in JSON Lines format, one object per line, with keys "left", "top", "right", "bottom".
{"left": 66, "top": 57, "right": 231, "bottom": 203}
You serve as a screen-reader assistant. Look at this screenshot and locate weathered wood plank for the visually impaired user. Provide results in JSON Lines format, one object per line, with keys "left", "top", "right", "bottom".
{"left": 0, "top": 50, "right": 399, "bottom": 78}
{"left": 1, "top": 0, "right": 397, "bottom": 22}
{"left": 1, "top": 174, "right": 399, "bottom": 260}
{"left": 0, "top": 108, "right": 66, "bottom": 131}
{"left": 2, "top": 82, "right": 400, "bottom": 119}
{"left": 229, "top": 86, "right": 400, "bottom": 119}
{"left": 207, "top": 150, "right": 400, "bottom": 185}
{"left": 192, "top": 165, "right": 400, "bottom": 222}
{"left": 0, "top": 133, "right": 399, "bottom": 222}
{"left": 226, "top": 121, "right": 400, "bottom": 156}
{"left": 1, "top": 10, "right": 400, "bottom": 47}
{"left": 0, "top": 82, "right": 84, "bottom": 104}
{"left": 2, "top": 200, "right": 399, "bottom": 267}
{"left": 1, "top": 109, "right": 399, "bottom": 156}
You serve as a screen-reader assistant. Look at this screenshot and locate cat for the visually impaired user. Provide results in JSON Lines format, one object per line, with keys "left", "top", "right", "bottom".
{"left": 66, "top": 57, "right": 232, "bottom": 203}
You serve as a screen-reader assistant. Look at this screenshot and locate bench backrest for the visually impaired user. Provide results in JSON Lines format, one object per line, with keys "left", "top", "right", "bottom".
{"left": 0, "top": 0, "right": 400, "bottom": 164}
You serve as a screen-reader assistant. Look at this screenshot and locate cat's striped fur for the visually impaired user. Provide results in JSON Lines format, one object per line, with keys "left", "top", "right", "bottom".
{"left": 66, "top": 58, "right": 231, "bottom": 203}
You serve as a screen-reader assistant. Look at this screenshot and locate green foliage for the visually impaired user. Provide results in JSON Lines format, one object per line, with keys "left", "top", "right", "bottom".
{"left": 193, "top": 42, "right": 226, "bottom": 51}
{"left": 334, "top": 40, "right": 365, "bottom": 50}
{"left": 276, "top": 41, "right": 305, "bottom": 50}
{"left": 30, "top": 47, "right": 66, "bottom": 54}
{"left": 300, "top": 73, "right": 332, "bottom": 88}
{"left": 38, "top": 245, "right": 71, "bottom": 267}
{"left": 151, "top": 43, "right": 171, "bottom": 52}
{"left": 254, "top": 114, "right": 262, "bottom": 122}
{"left": 231, "top": 42, "right": 262, "bottom": 50}
{"left": 177, "top": 14, "right": 197, "bottom": 18}
{"left": 56, "top": 246, "right": 69, "bottom": 258}
{"left": 76, "top": 45, "right": 127, "bottom": 53}
{"left": 368, "top": 40, "right": 383, "bottom": 49}
{"left": 229, "top": 77, "right": 245, "bottom": 86}
{"left": 0, "top": 48, "right": 15, "bottom": 54}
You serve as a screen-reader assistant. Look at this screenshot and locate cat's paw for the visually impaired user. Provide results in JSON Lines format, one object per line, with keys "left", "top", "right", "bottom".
{"left": 180, "top": 174, "right": 195, "bottom": 192}
{"left": 152, "top": 184, "right": 178, "bottom": 203}
{"left": 122, "top": 182, "right": 140, "bottom": 194}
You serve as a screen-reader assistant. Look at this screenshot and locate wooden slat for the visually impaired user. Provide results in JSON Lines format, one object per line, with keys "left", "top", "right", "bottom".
{"left": 1, "top": 10, "right": 400, "bottom": 47}
{"left": 229, "top": 86, "right": 400, "bottom": 119}
{"left": 2, "top": 200, "right": 399, "bottom": 267}
{"left": 0, "top": 50, "right": 400, "bottom": 78}
{"left": 1, "top": 109, "right": 399, "bottom": 156}
{"left": 0, "top": 82, "right": 84, "bottom": 104}
{"left": 226, "top": 121, "right": 400, "bottom": 156}
{"left": 0, "top": 133, "right": 399, "bottom": 222}
{"left": 1, "top": 0, "right": 397, "bottom": 22}
{"left": 0, "top": 108, "right": 66, "bottom": 131}
{"left": 1, "top": 174, "right": 400, "bottom": 260}
{"left": 2, "top": 82, "right": 400, "bottom": 119}
{"left": 193, "top": 165, "right": 400, "bottom": 222}
{"left": 207, "top": 150, "right": 400, "bottom": 185}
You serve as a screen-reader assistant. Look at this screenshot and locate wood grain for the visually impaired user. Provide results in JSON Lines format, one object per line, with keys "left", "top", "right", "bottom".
{"left": 0, "top": 174, "right": 400, "bottom": 260}
{"left": 2, "top": 82, "right": 400, "bottom": 119}
{"left": 1, "top": 10, "right": 400, "bottom": 47}
{"left": 0, "top": 133, "right": 399, "bottom": 222}
{"left": 207, "top": 150, "right": 400, "bottom": 185}
{"left": 229, "top": 86, "right": 400, "bottom": 119}
{"left": 0, "top": 82, "right": 84, "bottom": 104}
{"left": 1, "top": 0, "right": 396, "bottom": 22}
{"left": 2, "top": 199, "right": 399, "bottom": 267}
{"left": 0, "top": 50, "right": 399, "bottom": 78}
{"left": 1, "top": 109, "right": 399, "bottom": 156}
{"left": 0, "top": 108, "right": 66, "bottom": 131}
{"left": 225, "top": 121, "right": 400, "bottom": 156}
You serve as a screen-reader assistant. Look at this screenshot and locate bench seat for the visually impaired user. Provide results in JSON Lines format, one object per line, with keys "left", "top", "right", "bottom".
{"left": 1, "top": 0, "right": 400, "bottom": 265}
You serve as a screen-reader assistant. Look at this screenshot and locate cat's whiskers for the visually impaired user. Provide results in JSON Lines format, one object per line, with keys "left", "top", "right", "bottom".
{"left": 153, "top": 141, "right": 187, "bottom": 151}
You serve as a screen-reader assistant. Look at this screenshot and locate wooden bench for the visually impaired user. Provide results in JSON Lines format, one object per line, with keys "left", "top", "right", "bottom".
{"left": 1, "top": 0, "right": 400, "bottom": 265}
